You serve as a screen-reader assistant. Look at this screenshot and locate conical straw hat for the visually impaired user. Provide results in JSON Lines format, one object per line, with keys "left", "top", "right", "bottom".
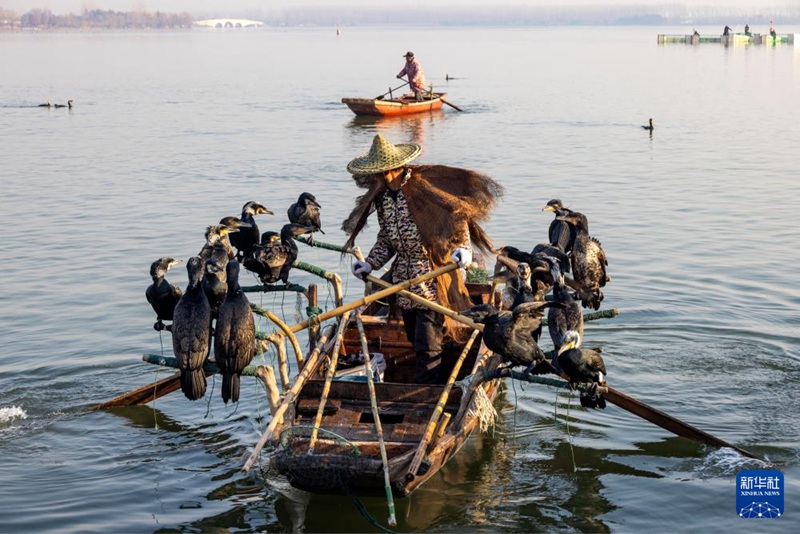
{"left": 346, "top": 134, "right": 421, "bottom": 176}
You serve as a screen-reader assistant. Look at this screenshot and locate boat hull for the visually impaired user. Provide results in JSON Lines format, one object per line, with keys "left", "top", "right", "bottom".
{"left": 342, "top": 93, "right": 447, "bottom": 117}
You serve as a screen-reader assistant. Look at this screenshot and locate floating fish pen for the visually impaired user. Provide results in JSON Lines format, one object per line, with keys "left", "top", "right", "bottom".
{"left": 657, "top": 33, "right": 795, "bottom": 45}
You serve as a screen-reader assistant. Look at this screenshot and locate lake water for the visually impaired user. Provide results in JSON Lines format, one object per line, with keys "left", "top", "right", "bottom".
{"left": 1, "top": 25, "right": 799, "bottom": 532}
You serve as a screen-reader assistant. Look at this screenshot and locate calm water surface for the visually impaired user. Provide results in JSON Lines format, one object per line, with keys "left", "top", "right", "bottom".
{"left": 1, "top": 25, "right": 799, "bottom": 532}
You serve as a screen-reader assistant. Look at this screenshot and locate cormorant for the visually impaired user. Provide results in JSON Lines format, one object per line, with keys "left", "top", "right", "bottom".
{"left": 287, "top": 192, "right": 324, "bottom": 242}
{"left": 229, "top": 201, "right": 272, "bottom": 260}
{"left": 546, "top": 259, "right": 583, "bottom": 354}
{"left": 145, "top": 257, "right": 183, "bottom": 331}
{"left": 214, "top": 260, "right": 257, "bottom": 405}
{"left": 38, "top": 101, "right": 51, "bottom": 108}
{"left": 216, "top": 217, "right": 250, "bottom": 260}
{"left": 556, "top": 330, "right": 607, "bottom": 409}
{"left": 497, "top": 245, "right": 571, "bottom": 301}
{"left": 497, "top": 262, "right": 534, "bottom": 311}
{"left": 243, "top": 223, "right": 313, "bottom": 284}
{"left": 642, "top": 118, "right": 654, "bottom": 131}
{"left": 172, "top": 256, "right": 212, "bottom": 401}
{"left": 462, "top": 301, "right": 564, "bottom": 376}
{"left": 54, "top": 100, "right": 73, "bottom": 109}
{"left": 199, "top": 224, "right": 239, "bottom": 263}
{"left": 556, "top": 211, "right": 609, "bottom": 310}
{"left": 542, "top": 199, "right": 576, "bottom": 254}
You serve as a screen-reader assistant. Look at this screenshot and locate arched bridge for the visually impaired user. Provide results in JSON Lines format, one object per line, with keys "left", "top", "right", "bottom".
{"left": 194, "top": 19, "right": 264, "bottom": 29}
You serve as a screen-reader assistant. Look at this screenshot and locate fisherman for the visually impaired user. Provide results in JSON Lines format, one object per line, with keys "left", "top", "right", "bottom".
{"left": 397, "top": 51, "right": 429, "bottom": 101}
{"left": 723, "top": 25, "right": 732, "bottom": 36}
{"left": 744, "top": 24, "right": 751, "bottom": 36}
{"left": 343, "top": 134, "right": 503, "bottom": 384}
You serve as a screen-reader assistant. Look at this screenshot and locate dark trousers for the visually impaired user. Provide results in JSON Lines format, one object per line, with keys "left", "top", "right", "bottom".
{"left": 401, "top": 308, "right": 445, "bottom": 384}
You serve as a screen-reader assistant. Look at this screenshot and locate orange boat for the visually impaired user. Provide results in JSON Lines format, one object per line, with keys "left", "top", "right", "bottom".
{"left": 342, "top": 92, "right": 447, "bottom": 117}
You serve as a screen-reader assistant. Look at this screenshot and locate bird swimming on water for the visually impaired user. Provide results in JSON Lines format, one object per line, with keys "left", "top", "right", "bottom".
{"left": 556, "top": 330, "right": 607, "bottom": 409}
{"left": 38, "top": 100, "right": 51, "bottom": 108}
{"left": 229, "top": 201, "right": 273, "bottom": 260}
{"left": 145, "top": 257, "right": 183, "bottom": 331}
{"left": 642, "top": 118, "right": 654, "bottom": 131}
{"left": 171, "top": 256, "right": 212, "bottom": 401}
{"left": 214, "top": 260, "right": 257, "bottom": 405}
{"left": 54, "top": 100, "right": 73, "bottom": 109}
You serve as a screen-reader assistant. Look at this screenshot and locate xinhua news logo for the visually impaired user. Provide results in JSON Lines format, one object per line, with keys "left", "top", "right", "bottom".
{"left": 737, "top": 469, "right": 783, "bottom": 519}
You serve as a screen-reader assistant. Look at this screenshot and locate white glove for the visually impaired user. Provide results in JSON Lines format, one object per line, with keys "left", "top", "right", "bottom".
{"left": 451, "top": 248, "right": 473, "bottom": 268}
{"left": 352, "top": 260, "right": 373, "bottom": 279}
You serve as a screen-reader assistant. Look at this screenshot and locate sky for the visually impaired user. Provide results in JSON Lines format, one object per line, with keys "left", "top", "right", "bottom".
{"left": 2, "top": 1, "right": 794, "bottom": 15}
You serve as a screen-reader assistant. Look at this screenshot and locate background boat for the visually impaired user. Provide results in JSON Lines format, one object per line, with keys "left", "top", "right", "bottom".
{"left": 342, "top": 92, "right": 447, "bottom": 116}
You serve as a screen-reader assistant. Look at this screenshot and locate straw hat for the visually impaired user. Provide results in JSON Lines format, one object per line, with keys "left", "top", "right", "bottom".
{"left": 346, "top": 134, "right": 421, "bottom": 176}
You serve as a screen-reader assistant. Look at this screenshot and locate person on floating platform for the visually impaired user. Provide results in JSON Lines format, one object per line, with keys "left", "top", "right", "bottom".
{"left": 397, "top": 51, "right": 429, "bottom": 101}
{"left": 343, "top": 134, "right": 503, "bottom": 384}
{"left": 770, "top": 26, "right": 777, "bottom": 41}
{"left": 693, "top": 29, "right": 700, "bottom": 37}
{"left": 744, "top": 24, "right": 751, "bottom": 36}
{"left": 723, "top": 25, "right": 732, "bottom": 36}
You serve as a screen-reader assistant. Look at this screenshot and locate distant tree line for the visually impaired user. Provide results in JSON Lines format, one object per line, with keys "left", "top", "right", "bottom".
{"left": 3, "top": 9, "right": 193, "bottom": 29}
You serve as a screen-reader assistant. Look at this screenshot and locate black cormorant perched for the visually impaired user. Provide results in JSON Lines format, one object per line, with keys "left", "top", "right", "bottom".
{"left": 556, "top": 330, "right": 607, "bottom": 409}
{"left": 497, "top": 262, "right": 534, "bottom": 311}
{"left": 214, "top": 260, "right": 257, "bottom": 404}
{"left": 229, "top": 201, "right": 272, "bottom": 260}
{"left": 216, "top": 217, "right": 250, "bottom": 260}
{"left": 172, "top": 256, "right": 212, "bottom": 401}
{"left": 642, "top": 118, "right": 654, "bottom": 131}
{"left": 462, "top": 301, "right": 564, "bottom": 376}
{"left": 145, "top": 257, "right": 183, "bottom": 331}
{"left": 287, "top": 192, "right": 324, "bottom": 241}
{"left": 542, "top": 199, "right": 576, "bottom": 254}
{"left": 497, "top": 245, "right": 570, "bottom": 301}
{"left": 199, "top": 224, "right": 240, "bottom": 318}
{"left": 243, "top": 223, "right": 313, "bottom": 284}
{"left": 546, "top": 259, "right": 583, "bottom": 354}
{"left": 54, "top": 100, "right": 73, "bottom": 109}
{"left": 557, "top": 211, "right": 609, "bottom": 310}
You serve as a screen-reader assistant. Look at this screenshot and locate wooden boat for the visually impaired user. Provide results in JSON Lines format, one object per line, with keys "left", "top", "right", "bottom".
{"left": 342, "top": 92, "right": 447, "bottom": 117}
{"left": 268, "top": 283, "right": 503, "bottom": 497}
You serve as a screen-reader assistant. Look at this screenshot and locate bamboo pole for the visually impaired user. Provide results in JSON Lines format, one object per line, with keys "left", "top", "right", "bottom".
{"left": 242, "top": 325, "right": 335, "bottom": 473}
{"left": 256, "top": 365, "right": 283, "bottom": 425}
{"left": 407, "top": 329, "right": 480, "bottom": 480}
{"left": 307, "top": 283, "right": 319, "bottom": 351}
{"left": 262, "top": 333, "right": 290, "bottom": 389}
{"left": 252, "top": 305, "right": 305, "bottom": 369}
{"left": 355, "top": 312, "right": 397, "bottom": 527}
{"left": 307, "top": 310, "right": 352, "bottom": 454}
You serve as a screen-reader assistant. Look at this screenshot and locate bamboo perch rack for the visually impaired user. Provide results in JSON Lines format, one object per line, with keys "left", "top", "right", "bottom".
{"left": 251, "top": 305, "right": 305, "bottom": 369}
{"left": 242, "top": 325, "right": 336, "bottom": 473}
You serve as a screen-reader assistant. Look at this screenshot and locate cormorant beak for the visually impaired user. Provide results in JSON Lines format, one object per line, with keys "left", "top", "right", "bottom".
{"left": 169, "top": 258, "right": 184, "bottom": 269}
{"left": 557, "top": 338, "right": 577, "bottom": 356}
{"left": 236, "top": 222, "right": 252, "bottom": 228}
{"left": 260, "top": 207, "right": 275, "bottom": 215}
{"left": 543, "top": 205, "right": 555, "bottom": 213}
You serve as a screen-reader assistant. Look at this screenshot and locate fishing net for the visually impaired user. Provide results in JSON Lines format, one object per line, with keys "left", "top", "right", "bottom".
{"left": 270, "top": 425, "right": 379, "bottom": 493}
{"left": 465, "top": 381, "right": 497, "bottom": 433}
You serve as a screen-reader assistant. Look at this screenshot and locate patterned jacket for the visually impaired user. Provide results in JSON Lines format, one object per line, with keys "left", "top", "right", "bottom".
{"left": 397, "top": 58, "right": 428, "bottom": 94}
{"left": 365, "top": 171, "right": 470, "bottom": 309}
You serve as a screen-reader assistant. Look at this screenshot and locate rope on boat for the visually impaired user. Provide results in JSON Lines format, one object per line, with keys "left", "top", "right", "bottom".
{"left": 463, "top": 375, "right": 497, "bottom": 433}
{"left": 277, "top": 425, "right": 361, "bottom": 456}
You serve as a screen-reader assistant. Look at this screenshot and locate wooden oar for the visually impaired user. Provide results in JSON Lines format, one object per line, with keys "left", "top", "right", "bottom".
{"left": 376, "top": 81, "right": 408, "bottom": 99}
{"left": 604, "top": 386, "right": 761, "bottom": 460}
{"left": 95, "top": 263, "right": 460, "bottom": 410}
{"left": 439, "top": 97, "right": 463, "bottom": 112}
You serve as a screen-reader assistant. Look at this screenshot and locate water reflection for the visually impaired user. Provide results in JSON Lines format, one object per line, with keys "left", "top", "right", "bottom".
{"left": 346, "top": 112, "right": 444, "bottom": 146}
